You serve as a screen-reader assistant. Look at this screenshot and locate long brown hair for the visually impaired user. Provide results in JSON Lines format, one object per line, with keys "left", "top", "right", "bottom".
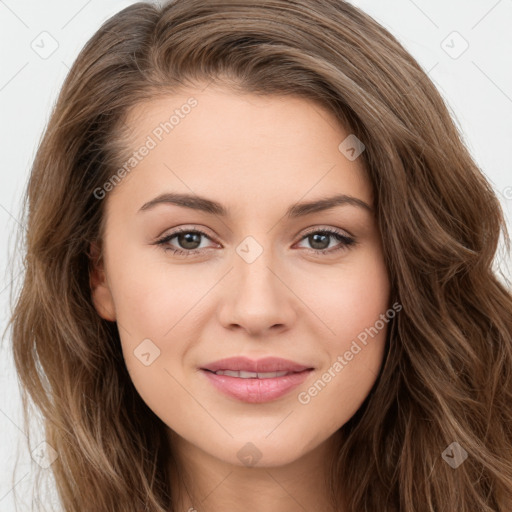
{"left": 7, "top": 0, "right": 512, "bottom": 510}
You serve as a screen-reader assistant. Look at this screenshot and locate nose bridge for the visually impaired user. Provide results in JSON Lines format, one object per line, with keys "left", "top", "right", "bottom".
{"left": 234, "top": 236, "right": 282, "bottom": 307}
{"left": 217, "top": 234, "right": 296, "bottom": 334}
{"left": 237, "top": 243, "right": 277, "bottom": 295}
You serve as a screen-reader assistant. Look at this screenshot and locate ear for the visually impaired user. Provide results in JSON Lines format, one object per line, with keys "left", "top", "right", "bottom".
{"left": 89, "top": 241, "right": 116, "bottom": 322}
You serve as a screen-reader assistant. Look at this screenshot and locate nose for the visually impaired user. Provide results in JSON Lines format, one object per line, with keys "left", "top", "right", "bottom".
{"left": 216, "top": 244, "right": 297, "bottom": 337}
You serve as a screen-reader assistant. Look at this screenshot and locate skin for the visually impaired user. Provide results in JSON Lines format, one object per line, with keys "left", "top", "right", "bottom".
{"left": 90, "top": 84, "right": 391, "bottom": 512}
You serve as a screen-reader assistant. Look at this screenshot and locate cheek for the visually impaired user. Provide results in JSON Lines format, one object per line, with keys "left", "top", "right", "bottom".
{"left": 294, "top": 251, "right": 390, "bottom": 424}
{"left": 107, "top": 256, "right": 208, "bottom": 385}
{"left": 108, "top": 246, "right": 204, "bottom": 334}
{"left": 111, "top": 269, "right": 193, "bottom": 417}
{"left": 298, "top": 248, "right": 390, "bottom": 343}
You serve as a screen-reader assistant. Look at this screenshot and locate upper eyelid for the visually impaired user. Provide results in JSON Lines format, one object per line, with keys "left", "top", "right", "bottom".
{"left": 299, "top": 225, "right": 354, "bottom": 239}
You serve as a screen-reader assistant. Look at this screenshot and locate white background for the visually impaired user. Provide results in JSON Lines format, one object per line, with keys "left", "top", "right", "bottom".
{"left": 1, "top": 0, "right": 511, "bottom": 510}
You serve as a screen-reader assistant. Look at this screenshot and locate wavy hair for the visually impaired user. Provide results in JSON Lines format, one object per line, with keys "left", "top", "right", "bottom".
{"left": 7, "top": 0, "right": 512, "bottom": 510}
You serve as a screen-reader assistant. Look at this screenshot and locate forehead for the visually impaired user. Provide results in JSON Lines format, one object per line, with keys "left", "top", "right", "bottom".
{"left": 108, "top": 86, "right": 372, "bottom": 218}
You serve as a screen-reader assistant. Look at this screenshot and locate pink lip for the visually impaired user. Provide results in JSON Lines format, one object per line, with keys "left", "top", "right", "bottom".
{"left": 200, "top": 356, "right": 314, "bottom": 403}
{"left": 201, "top": 356, "right": 312, "bottom": 373}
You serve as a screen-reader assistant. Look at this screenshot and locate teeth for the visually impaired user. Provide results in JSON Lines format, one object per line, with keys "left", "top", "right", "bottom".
{"left": 214, "top": 370, "right": 290, "bottom": 378}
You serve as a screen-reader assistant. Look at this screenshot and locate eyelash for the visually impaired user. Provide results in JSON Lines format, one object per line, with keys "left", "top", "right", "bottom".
{"left": 154, "top": 226, "right": 356, "bottom": 258}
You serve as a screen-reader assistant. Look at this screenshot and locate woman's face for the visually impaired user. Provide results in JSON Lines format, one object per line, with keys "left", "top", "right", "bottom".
{"left": 90, "top": 84, "right": 391, "bottom": 468}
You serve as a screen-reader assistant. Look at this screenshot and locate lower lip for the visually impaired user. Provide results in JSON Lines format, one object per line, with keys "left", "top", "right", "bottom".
{"left": 201, "top": 369, "right": 313, "bottom": 403}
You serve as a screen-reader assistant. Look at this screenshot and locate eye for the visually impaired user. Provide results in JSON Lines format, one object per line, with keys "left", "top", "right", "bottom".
{"left": 154, "top": 227, "right": 217, "bottom": 257}
{"left": 154, "top": 226, "right": 356, "bottom": 258}
{"left": 295, "top": 228, "right": 356, "bottom": 255}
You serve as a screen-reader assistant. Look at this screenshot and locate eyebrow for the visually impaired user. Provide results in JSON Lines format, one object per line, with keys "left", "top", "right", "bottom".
{"left": 138, "top": 192, "right": 373, "bottom": 217}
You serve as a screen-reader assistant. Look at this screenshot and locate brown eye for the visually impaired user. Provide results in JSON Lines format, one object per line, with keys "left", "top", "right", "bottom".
{"left": 296, "top": 229, "right": 355, "bottom": 254}
{"left": 175, "top": 232, "right": 203, "bottom": 250}
{"left": 155, "top": 228, "right": 217, "bottom": 256}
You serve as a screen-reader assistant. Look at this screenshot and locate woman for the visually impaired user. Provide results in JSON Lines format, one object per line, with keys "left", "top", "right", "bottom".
{"left": 9, "top": 0, "right": 512, "bottom": 510}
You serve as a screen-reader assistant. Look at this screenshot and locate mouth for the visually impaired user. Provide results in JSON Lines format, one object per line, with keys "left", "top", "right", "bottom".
{"left": 200, "top": 356, "right": 314, "bottom": 403}
{"left": 200, "top": 355, "right": 313, "bottom": 374}
{"left": 204, "top": 369, "right": 301, "bottom": 378}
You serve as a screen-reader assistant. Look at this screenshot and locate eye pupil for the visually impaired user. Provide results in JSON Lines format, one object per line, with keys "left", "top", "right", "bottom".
{"left": 309, "top": 233, "right": 330, "bottom": 250}
{"left": 178, "top": 232, "right": 202, "bottom": 249}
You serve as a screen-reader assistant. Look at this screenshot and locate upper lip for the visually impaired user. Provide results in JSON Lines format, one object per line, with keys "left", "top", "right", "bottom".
{"left": 201, "top": 356, "right": 313, "bottom": 373}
